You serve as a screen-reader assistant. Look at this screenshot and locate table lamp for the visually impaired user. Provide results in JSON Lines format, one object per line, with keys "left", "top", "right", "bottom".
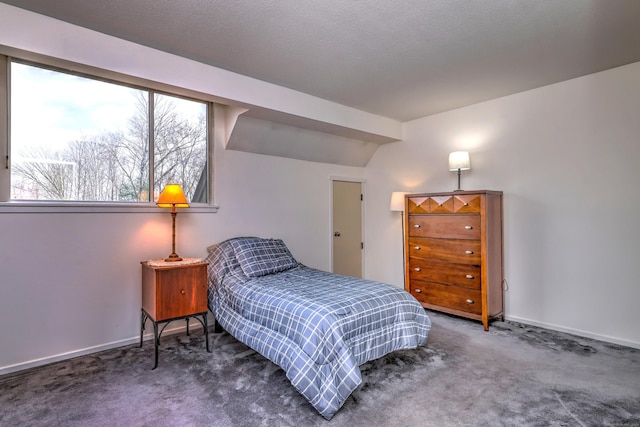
{"left": 157, "top": 184, "right": 189, "bottom": 262}
{"left": 449, "top": 151, "right": 471, "bottom": 191}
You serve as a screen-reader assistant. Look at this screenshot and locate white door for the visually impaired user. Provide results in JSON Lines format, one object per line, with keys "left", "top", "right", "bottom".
{"left": 332, "top": 180, "right": 362, "bottom": 278}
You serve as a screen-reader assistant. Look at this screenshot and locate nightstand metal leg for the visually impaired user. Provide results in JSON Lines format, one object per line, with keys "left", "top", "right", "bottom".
{"left": 153, "top": 321, "right": 159, "bottom": 370}
{"left": 141, "top": 311, "right": 210, "bottom": 369}
{"left": 186, "top": 313, "right": 211, "bottom": 353}
{"left": 140, "top": 310, "right": 147, "bottom": 348}
{"left": 203, "top": 313, "right": 210, "bottom": 353}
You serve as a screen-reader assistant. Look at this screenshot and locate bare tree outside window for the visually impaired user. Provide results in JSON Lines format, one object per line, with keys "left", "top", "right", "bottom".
{"left": 9, "top": 62, "right": 209, "bottom": 203}
{"left": 153, "top": 93, "right": 207, "bottom": 201}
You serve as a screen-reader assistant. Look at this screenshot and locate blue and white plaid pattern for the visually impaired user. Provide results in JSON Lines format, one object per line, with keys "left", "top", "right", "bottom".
{"left": 205, "top": 238, "right": 431, "bottom": 420}
{"left": 206, "top": 239, "right": 241, "bottom": 286}
{"left": 231, "top": 237, "right": 299, "bottom": 277}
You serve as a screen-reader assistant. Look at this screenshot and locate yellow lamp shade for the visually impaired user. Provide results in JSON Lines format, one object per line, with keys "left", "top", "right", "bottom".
{"left": 157, "top": 184, "right": 189, "bottom": 208}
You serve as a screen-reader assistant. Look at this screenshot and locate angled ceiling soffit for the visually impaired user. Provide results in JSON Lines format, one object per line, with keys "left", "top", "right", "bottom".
{"left": 225, "top": 114, "right": 382, "bottom": 167}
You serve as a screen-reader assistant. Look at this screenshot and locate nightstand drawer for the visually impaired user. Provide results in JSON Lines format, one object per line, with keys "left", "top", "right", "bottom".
{"left": 157, "top": 265, "right": 207, "bottom": 319}
{"left": 142, "top": 262, "right": 208, "bottom": 321}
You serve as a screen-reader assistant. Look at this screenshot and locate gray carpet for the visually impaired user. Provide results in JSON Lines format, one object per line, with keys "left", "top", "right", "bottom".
{"left": 1, "top": 311, "right": 639, "bottom": 426}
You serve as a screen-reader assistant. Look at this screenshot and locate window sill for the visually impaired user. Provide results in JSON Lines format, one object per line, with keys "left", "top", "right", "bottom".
{"left": 0, "top": 201, "right": 219, "bottom": 214}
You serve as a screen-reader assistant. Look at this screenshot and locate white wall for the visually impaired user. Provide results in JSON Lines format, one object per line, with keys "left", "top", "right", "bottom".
{"left": 365, "top": 61, "right": 640, "bottom": 348}
{"left": 0, "top": 5, "right": 372, "bottom": 374}
{"left": 0, "top": 139, "right": 364, "bottom": 373}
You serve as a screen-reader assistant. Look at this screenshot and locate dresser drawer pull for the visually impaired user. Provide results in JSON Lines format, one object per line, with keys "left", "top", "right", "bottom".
{"left": 415, "top": 289, "right": 422, "bottom": 293}
{"left": 466, "top": 299, "right": 474, "bottom": 304}
{"left": 414, "top": 267, "right": 422, "bottom": 272}
{"left": 465, "top": 274, "right": 474, "bottom": 279}
{"left": 414, "top": 224, "right": 421, "bottom": 228}
{"left": 465, "top": 250, "right": 474, "bottom": 254}
{"left": 180, "top": 289, "right": 186, "bottom": 295}
{"left": 465, "top": 225, "right": 473, "bottom": 230}
{"left": 414, "top": 246, "right": 421, "bottom": 250}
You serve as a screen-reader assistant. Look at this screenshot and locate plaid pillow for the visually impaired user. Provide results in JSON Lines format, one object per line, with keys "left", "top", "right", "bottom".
{"left": 231, "top": 237, "right": 298, "bottom": 277}
{"left": 204, "top": 239, "right": 241, "bottom": 287}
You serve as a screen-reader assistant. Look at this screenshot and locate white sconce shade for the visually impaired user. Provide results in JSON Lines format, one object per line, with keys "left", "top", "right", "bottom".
{"left": 390, "top": 191, "right": 408, "bottom": 212}
{"left": 449, "top": 151, "right": 471, "bottom": 171}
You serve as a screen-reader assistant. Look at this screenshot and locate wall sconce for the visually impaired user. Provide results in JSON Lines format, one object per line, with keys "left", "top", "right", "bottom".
{"left": 449, "top": 151, "right": 471, "bottom": 191}
{"left": 157, "top": 184, "right": 190, "bottom": 262}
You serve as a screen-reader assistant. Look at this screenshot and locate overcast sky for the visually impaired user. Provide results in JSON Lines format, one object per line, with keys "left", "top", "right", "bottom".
{"left": 11, "top": 62, "right": 205, "bottom": 155}
{"left": 11, "top": 62, "right": 138, "bottom": 151}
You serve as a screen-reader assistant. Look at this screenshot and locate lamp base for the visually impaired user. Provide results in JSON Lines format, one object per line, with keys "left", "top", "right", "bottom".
{"left": 454, "top": 168, "right": 463, "bottom": 192}
{"left": 164, "top": 253, "right": 183, "bottom": 262}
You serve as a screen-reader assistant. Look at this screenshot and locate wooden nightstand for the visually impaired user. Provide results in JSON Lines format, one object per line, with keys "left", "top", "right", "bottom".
{"left": 140, "top": 260, "right": 211, "bottom": 369}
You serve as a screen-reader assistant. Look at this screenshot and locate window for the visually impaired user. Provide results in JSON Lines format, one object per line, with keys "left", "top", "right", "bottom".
{"left": 5, "top": 60, "right": 210, "bottom": 204}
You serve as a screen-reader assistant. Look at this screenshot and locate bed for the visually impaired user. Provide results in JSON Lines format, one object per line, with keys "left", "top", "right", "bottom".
{"left": 204, "top": 236, "right": 431, "bottom": 420}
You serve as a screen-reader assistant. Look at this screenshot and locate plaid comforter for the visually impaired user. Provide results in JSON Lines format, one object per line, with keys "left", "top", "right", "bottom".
{"left": 206, "top": 238, "right": 431, "bottom": 420}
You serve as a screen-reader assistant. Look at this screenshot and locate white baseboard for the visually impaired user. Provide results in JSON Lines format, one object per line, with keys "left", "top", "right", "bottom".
{"left": 505, "top": 315, "right": 640, "bottom": 350}
{"left": 0, "top": 323, "right": 203, "bottom": 376}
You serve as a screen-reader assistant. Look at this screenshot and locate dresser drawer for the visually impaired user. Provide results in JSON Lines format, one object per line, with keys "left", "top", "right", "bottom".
{"left": 409, "top": 215, "right": 480, "bottom": 239}
{"left": 410, "top": 281, "right": 482, "bottom": 315}
{"left": 453, "top": 194, "right": 481, "bottom": 213}
{"left": 407, "top": 196, "right": 430, "bottom": 214}
{"left": 409, "top": 237, "right": 481, "bottom": 264}
{"left": 409, "top": 259, "right": 481, "bottom": 290}
{"left": 408, "top": 194, "right": 482, "bottom": 214}
{"left": 427, "top": 196, "right": 454, "bottom": 213}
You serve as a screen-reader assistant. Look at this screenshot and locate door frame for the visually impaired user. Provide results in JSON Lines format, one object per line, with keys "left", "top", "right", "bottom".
{"left": 329, "top": 176, "right": 366, "bottom": 277}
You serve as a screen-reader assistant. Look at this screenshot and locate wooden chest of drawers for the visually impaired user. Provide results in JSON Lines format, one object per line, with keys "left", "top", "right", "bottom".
{"left": 404, "top": 190, "right": 504, "bottom": 330}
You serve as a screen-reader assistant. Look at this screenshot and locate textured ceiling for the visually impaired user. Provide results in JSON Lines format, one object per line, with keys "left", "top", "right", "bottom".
{"left": 2, "top": 0, "right": 640, "bottom": 121}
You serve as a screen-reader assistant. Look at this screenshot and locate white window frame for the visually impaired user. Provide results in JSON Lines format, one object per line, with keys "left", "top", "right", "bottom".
{"left": 0, "top": 47, "right": 218, "bottom": 214}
